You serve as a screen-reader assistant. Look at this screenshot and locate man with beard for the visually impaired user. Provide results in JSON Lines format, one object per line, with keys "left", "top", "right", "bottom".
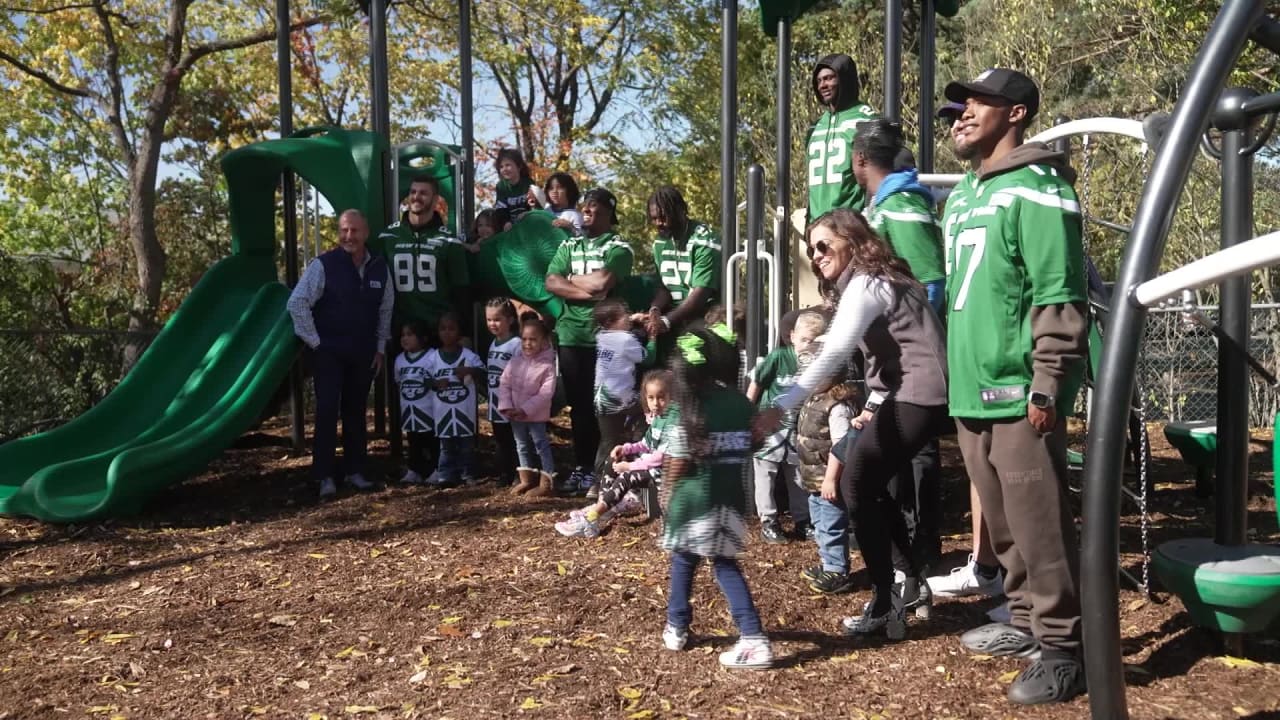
{"left": 377, "top": 175, "right": 472, "bottom": 345}
{"left": 940, "top": 68, "right": 1088, "bottom": 705}
{"left": 806, "top": 54, "right": 877, "bottom": 219}
{"left": 377, "top": 175, "right": 472, "bottom": 483}
{"left": 644, "top": 186, "right": 721, "bottom": 363}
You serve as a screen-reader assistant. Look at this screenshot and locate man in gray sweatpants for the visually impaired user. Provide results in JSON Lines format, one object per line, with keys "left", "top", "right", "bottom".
{"left": 939, "top": 68, "right": 1088, "bottom": 706}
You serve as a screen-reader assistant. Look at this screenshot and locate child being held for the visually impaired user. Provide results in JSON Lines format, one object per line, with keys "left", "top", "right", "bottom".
{"left": 498, "top": 317, "right": 559, "bottom": 497}
{"left": 793, "top": 344, "right": 861, "bottom": 595}
{"left": 423, "top": 312, "right": 484, "bottom": 487}
{"left": 465, "top": 208, "right": 501, "bottom": 254}
{"left": 660, "top": 323, "right": 773, "bottom": 669}
{"left": 745, "top": 310, "right": 826, "bottom": 544}
{"left": 589, "top": 298, "right": 649, "bottom": 500}
{"left": 394, "top": 320, "right": 436, "bottom": 485}
{"left": 555, "top": 370, "right": 674, "bottom": 538}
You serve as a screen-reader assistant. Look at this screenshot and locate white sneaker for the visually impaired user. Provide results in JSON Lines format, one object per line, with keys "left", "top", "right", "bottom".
{"left": 318, "top": 477, "right": 337, "bottom": 499}
{"left": 345, "top": 473, "right": 376, "bottom": 491}
{"left": 400, "top": 469, "right": 424, "bottom": 485}
{"left": 423, "top": 471, "right": 442, "bottom": 486}
{"left": 986, "top": 601, "right": 1013, "bottom": 624}
{"left": 662, "top": 624, "right": 688, "bottom": 651}
{"left": 718, "top": 636, "right": 773, "bottom": 669}
{"left": 926, "top": 554, "right": 1003, "bottom": 598}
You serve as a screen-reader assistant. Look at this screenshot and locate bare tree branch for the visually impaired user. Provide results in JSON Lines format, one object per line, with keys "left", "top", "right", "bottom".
{"left": 176, "top": 15, "right": 330, "bottom": 75}
{"left": 0, "top": 49, "right": 93, "bottom": 98}
{"left": 91, "top": 0, "right": 136, "bottom": 167}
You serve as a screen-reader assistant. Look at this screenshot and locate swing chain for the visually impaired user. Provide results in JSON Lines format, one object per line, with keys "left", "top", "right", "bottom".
{"left": 1137, "top": 401, "right": 1151, "bottom": 596}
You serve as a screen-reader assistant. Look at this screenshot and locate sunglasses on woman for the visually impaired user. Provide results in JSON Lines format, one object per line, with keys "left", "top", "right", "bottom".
{"left": 806, "top": 240, "right": 832, "bottom": 259}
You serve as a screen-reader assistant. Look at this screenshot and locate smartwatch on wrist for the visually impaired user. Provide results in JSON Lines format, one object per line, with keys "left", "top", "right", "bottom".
{"left": 1028, "top": 391, "right": 1055, "bottom": 409}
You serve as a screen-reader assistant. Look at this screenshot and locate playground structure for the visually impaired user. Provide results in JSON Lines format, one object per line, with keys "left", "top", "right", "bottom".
{"left": 0, "top": 1, "right": 1279, "bottom": 717}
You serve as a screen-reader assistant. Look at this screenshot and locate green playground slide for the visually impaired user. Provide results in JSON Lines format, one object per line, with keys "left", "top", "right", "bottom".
{"left": 0, "top": 126, "right": 388, "bottom": 522}
{"left": 0, "top": 256, "right": 298, "bottom": 521}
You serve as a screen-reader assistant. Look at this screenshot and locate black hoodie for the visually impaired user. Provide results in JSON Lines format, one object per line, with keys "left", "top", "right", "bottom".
{"left": 806, "top": 54, "right": 877, "bottom": 217}
{"left": 811, "top": 53, "right": 860, "bottom": 111}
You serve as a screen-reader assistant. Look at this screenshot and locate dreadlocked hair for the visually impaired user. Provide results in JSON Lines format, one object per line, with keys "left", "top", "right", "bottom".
{"left": 647, "top": 185, "right": 689, "bottom": 241}
{"left": 852, "top": 118, "right": 906, "bottom": 172}
{"left": 670, "top": 327, "right": 740, "bottom": 459}
{"left": 807, "top": 208, "right": 921, "bottom": 301}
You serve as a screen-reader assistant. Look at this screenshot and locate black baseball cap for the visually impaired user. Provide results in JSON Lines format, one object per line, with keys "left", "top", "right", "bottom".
{"left": 936, "top": 101, "right": 965, "bottom": 121}
{"left": 582, "top": 188, "right": 618, "bottom": 225}
{"left": 944, "top": 68, "right": 1040, "bottom": 122}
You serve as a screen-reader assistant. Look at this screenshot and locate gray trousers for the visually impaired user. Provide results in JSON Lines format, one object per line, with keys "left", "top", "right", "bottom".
{"left": 956, "top": 416, "right": 1081, "bottom": 651}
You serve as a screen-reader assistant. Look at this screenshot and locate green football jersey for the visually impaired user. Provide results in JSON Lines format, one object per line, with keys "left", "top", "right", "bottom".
{"left": 546, "top": 231, "right": 634, "bottom": 347}
{"left": 941, "top": 164, "right": 1087, "bottom": 419}
{"left": 867, "top": 191, "right": 946, "bottom": 284}
{"left": 661, "top": 387, "right": 753, "bottom": 558}
{"left": 377, "top": 217, "right": 470, "bottom": 329}
{"left": 806, "top": 103, "right": 877, "bottom": 219}
{"left": 653, "top": 221, "right": 721, "bottom": 305}
{"left": 750, "top": 346, "right": 799, "bottom": 461}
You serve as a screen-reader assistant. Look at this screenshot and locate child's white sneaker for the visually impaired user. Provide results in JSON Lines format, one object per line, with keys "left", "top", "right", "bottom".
{"left": 718, "top": 636, "right": 773, "bottom": 669}
{"left": 662, "top": 623, "right": 688, "bottom": 651}
{"left": 400, "top": 469, "right": 424, "bottom": 485}
{"left": 554, "top": 515, "right": 599, "bottom": 538}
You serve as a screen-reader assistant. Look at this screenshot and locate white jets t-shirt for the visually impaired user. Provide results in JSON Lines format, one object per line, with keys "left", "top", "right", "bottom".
{"left": 425, "top": 347, "right": 484, "bottom": 438}
{"left": 594, "top": 329, "right": 646, "bottom": 414}
{"left": 486, "top": 335, "right": 521, "bottom": 423}
{"left": 395, "top": 350, "right": 434, "bottom": 433}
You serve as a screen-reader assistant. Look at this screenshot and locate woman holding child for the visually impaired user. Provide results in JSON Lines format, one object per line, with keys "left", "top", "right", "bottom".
{"left": 756, "top": 208, "right": 949, "bottom": 640}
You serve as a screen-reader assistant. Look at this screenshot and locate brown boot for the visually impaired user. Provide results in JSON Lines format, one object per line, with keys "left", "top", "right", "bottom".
{"left": 525, "top": 471, "right": 556, "bottom": 498}
{"left": 510, "top": 468, "right": 538, "bottom": 495}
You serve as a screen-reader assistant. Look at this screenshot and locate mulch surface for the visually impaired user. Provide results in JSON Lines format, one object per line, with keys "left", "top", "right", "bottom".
{"left": 1, "top": 416, "right": 1278, "bottom": 720}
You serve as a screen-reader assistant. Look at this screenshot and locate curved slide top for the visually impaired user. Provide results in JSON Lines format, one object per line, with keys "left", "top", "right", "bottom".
{"left": 0, "top": 127, "right": 387, "bottom": 522}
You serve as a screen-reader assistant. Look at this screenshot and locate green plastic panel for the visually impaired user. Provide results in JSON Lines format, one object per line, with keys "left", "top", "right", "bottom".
{"left": 0, "top": 127, "right": 386, "bottom": 521}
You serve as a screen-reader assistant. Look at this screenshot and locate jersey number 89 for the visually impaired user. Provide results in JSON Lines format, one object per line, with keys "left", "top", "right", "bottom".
{"left": 393, "top": 253, "right": 437, "bottom": 293}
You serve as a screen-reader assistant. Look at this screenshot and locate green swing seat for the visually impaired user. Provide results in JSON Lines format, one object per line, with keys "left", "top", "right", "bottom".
{"left": 1151, "top": 413, "right": 1280, "bottom": 635}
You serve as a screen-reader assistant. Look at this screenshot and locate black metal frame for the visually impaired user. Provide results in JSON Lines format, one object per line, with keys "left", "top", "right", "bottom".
{"left": 1081, "top": 3, "right": 1276, "bottom": 717}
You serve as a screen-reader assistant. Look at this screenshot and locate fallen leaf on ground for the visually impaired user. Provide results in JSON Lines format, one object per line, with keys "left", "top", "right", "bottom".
{"left": 998, "top": 670, "right": 1020, "bottom": 683}
{"left": 492, "top": 619, "right": 515, "bottom": 628}
{"left": 618, "top": 686, "right": 643, "bottom": 700}
{"left": 344, "top": 706, "right": 381, "bottom": 714}
{"left": 1219, "top": 656, "right": 1261, "bottom": 669}
{"left": 519, "top": 697, "right": 543, "bottom": 710}
{"left": 529, "top": 636, "right": 554, "bottom": 647}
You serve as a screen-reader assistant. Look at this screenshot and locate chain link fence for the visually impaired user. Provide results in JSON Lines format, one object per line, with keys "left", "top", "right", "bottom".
{"left": 0, "top": 329, "right": 156, "bottom": 442}
{"left": 1136, "top": 304, "right": 1280, "bottom": 427}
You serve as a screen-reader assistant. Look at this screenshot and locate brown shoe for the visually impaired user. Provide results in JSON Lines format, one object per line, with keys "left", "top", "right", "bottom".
{"left": 510, "top": 468, "right": 538, "bottom": 495}
{"left": 525, "top": 471, "right": 556, "bottom": 498}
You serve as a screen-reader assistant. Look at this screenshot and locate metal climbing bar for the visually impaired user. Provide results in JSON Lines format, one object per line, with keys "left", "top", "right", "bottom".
{"left": 1080, "top": 3, "right": 1268, "bottom": 718}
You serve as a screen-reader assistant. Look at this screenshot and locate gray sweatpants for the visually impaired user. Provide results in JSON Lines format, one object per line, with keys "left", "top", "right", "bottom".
{"left": 956, "top": 415, "right": 1081, "bottom": 652}
{"left": 751, "top": 458, "right": 796, "bottom": 521}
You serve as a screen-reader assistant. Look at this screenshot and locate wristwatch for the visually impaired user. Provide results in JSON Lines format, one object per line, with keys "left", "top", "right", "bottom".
{"left": 1028, "top": 391, "right": 1055, "bottom": 409}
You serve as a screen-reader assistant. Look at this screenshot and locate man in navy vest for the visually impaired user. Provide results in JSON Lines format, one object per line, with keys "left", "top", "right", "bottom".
{"left": 288, "top": 209, "right": 394, "bottom": 499}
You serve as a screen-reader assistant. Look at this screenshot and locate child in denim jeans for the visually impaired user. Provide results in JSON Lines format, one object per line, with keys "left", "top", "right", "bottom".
{"left": 498, "top": 318, "right": 558, "bottom": 496}
{"left": 793, "top": 346, "right": 861, "bottom": 595}
{"left": 423, "top": 312, "right": 484, "bottom": 487}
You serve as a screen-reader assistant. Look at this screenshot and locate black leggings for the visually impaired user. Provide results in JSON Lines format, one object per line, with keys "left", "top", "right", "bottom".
{"left": 840, "top": 399, "right": 949, "bottom": 607}
{"left": 599, "top": 467, "right": 661, "bottom": 507}
{"left": 492, "top": 421, "right": 517, "bottom": 481}
{"left": 558, "top": 345, "right": 599, "bottom": 469}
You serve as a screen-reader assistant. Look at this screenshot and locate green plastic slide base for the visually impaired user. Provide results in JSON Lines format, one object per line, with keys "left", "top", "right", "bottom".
{"left": 1153, "top": 538, "right": 1280, "bottom": 634}
{"left": 0, "top": 255, "right": 299, "bottom": 522}
{"left": 1164, "top": 420, "right": 1218, "bottom": 470}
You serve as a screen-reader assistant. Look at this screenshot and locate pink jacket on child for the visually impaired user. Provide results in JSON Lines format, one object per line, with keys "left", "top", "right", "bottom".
{"left": 497, "top": 346, "right": 557, "bottom": 422}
